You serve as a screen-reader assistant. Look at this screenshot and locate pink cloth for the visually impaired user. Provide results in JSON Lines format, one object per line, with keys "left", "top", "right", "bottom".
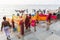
{"left": 51, "top": 15, "right": 57, "bottom": 20}
{"left": 31, "top": 20, "right": 36, "bottom": 27}
{"left": 46, "top": 13, "right": 52, "bottom": 21}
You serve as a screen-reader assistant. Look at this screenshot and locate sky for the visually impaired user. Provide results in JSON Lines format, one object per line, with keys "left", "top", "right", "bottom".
{"left": 0, "top": 0, "right": 60, "bottom": 5}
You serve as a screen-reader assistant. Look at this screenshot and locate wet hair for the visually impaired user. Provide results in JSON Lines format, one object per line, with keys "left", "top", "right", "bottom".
{"left": 37, "top": 11, "right": 39, "bottom": 13}
{"left": 3, "top": 16, "right": 6, "bottom": 20}
{"left": 53, "top": 13, "right": 56, "bottom": 15}
{"left": 17, "top": 13, "right": 19, "bottom": 16}
{"left": 29, "top": 14, "right": 31, "bottom": 16}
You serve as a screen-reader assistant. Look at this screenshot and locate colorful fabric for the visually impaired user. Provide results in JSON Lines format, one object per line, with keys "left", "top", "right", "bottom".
{"left": 31, "top": 20, "right": 36, "bottom": 27}
{"left": 17, "top": 25, "right": 20, "bottom": 32}
{"left": 19, "top": 20, "right": 24, "bottom": 35}
{"left": 51, "top": 15, "right": 57, "bottom": 20}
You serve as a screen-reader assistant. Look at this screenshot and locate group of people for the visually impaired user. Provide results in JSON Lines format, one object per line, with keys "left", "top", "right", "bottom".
{"left": 1, "top": 8, "right": 60, "bottom": 40}
{"left": 1, "top": 13, "right": 37, "bottom": 40}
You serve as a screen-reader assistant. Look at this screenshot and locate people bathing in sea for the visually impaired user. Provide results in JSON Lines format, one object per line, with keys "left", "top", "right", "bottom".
{"left": 1, "top": 16, "right": 11, "bottom": 40}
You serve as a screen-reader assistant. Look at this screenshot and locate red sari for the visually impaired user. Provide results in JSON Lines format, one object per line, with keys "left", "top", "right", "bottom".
{"left": 47, "top": 13, "right": 52, "bottom": 23}
{"left": 19, "top": 20, "right": 24, "bottom": 35}
{"left": 25, "top": 16, "right": 30, "bottom": 30}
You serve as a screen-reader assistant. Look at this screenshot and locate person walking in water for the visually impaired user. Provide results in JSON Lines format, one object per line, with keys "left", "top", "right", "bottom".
{"left": 1, "top": 16, "right": 11, "bottom": 40}
{"left": 47, "top": 13, "right": 52, "bottom": 31}
{"left": 25, "top": 14, "right": 30, "bottom": 31}
{"left": 12, "top": 14, "right": 16, "bottom": 32}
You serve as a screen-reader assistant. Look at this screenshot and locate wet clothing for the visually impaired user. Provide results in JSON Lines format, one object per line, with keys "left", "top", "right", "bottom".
{"left": 25, "top": 16, "right": 30, "bottom": 30}
{"left": 47, "top": 13, "right": 52, "bottom": 21}
{"left": 12, "top": 20, "right": 15, "bottom": 28}
{"left": 19, "top": 20, "right": 24, "bottom": 35}
{"left": 12, "top": 20, "right": 16, "bottom": 31}
{"left": 4, "top": 26, "right": 10, "bottom": 37}
{"left": 28, "top": 15, "right": 31, "bottom": 28}
{"left": 31, "top": 20, "right": 36, "bottom": 27}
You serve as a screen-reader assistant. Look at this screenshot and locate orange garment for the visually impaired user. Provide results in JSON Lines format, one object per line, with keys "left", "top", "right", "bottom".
{"left": 35, "top": 13, "right": 39, "bottom": 21}
{"left": 22, "top": 14, "right": 26, "bottom": 22}
{"left": 31, "top": 16, "right": 36, "bottom": 21}
{"left": 38, "top": 15, "right": 47, "bottom": 21}
{"left": 6, "top": 18, "right": 12, "bottom": 23}
{"left": 31, "top": 16, "right": 36, "bottom": 24}
{"left": 13, "top": 16, "right": 20, "bottom": 24}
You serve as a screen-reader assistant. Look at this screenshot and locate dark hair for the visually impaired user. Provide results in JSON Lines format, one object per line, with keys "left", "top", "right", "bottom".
{"left": 37, "top": 11, "right": 39, "bottom": 13}
{"left": 17, "top": 13, "right": 19, "bottom": 16}
{"left": 3, "top": 16, "right": 6, "bottom": 20}
{"left": 29, "top": 14, "right": 31, "bottom": 16}
{"left": 53, "top": 13, "right": 56, "bottom": 15}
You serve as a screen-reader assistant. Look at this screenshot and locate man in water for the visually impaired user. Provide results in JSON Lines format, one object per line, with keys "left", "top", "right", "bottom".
{"left": 1, "top": 16, "right": 11, "bottom": 40}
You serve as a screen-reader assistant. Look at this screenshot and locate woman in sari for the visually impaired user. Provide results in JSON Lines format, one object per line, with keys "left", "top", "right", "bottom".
{"left": 25, "top": 14, "right": 29, "bottom": 30}
{"left": 31, "top": 15, "right": 36, "bottom": 32}
{"left": 28, "top": 14, "right": 31, "bottom": 31}
{"left": 17, "top": 16, "right": 24, "bottom": 39}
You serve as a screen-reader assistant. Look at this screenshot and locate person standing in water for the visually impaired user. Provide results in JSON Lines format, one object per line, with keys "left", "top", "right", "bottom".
{"left": 25, "top": 14, "right": 30, "bottom": 31}
{"left": 31, "top": 15, "right": 36, "bottom": 32}
{"left": 17, "top": 16, "right": 24, "bottom": 39}
{"left": 36, "top": 11, "right": 39, "bottom": 24}
{"left": 1, "top": 16, "right": 11, "bottom": 40}
{"left": 28, "top": 14, "right": 31, "bottom": 31}
{"left": 47, "top": 13, "right": 52, "bottom": 31}
{"left": 11, "top": 19, "right": 16, "bottom": 32}
{"left": 12, "top": 14, "right": 16, "bottom": 32}
{"left": 20, "top": 19, "right": 24, "bottom": 36}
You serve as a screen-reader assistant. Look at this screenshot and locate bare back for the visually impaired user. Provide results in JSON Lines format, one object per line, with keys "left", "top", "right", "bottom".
{"left": 2, "top": 21, "right": 11, "bottom": 27}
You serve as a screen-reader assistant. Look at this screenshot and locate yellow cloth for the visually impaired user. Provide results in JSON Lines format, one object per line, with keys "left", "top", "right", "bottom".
{"left": 12, "top": 16, "right": 20, "bottom": 24}
{"left": 6, "top": 18, "right": 12, "bottom": 23}
{"left": 12, "top": 16, "right": 21, "bottom": 32}
{"left": 17, "top": 17, "right": 24, "bottom": 32}
{"left": 31, "top": 16, "right": 36, "bottom": 22}
{"left": 22, "top": 14, "right": 26, "bottom": 22}
{"left": 17, "top": 25, "right": 20, "bottom": 32}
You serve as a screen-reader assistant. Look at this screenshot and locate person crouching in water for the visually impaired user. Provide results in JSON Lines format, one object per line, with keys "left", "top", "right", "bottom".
{"left": 1, "top": 16, "right": 11, "bottom": 40}
{"left": 46, "top": 13, "right": 52, "bottom": 31}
